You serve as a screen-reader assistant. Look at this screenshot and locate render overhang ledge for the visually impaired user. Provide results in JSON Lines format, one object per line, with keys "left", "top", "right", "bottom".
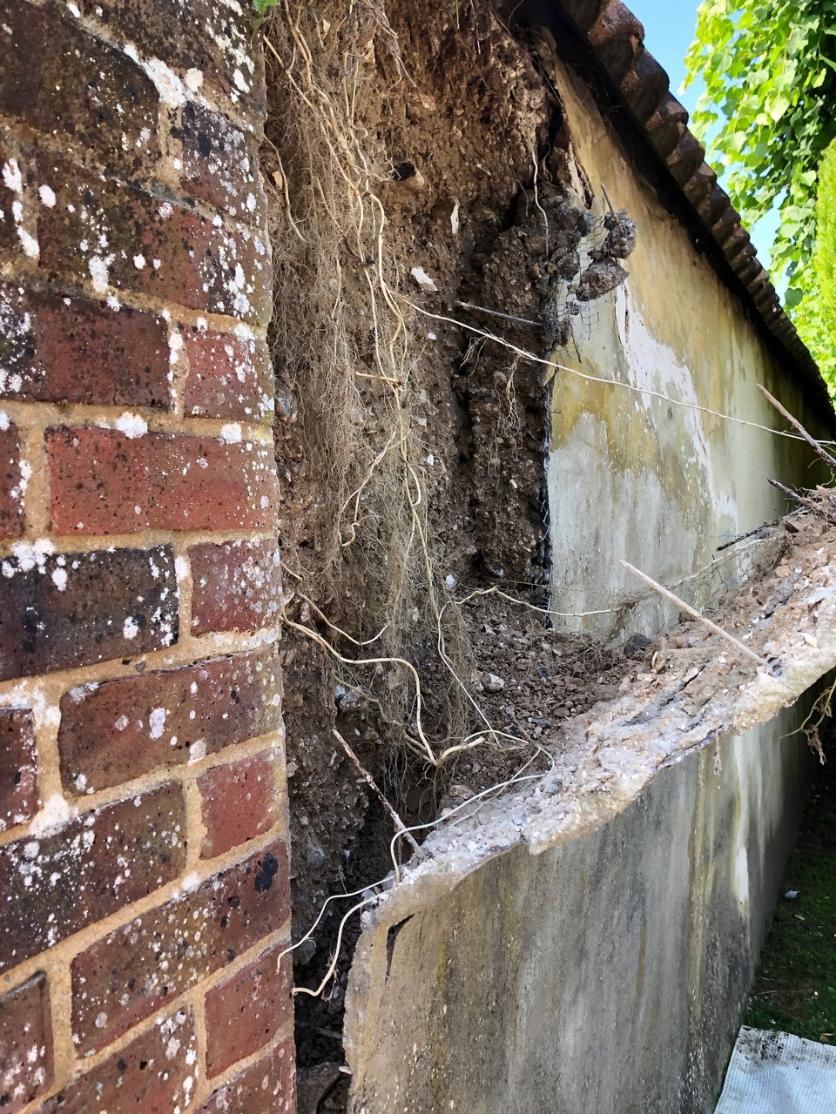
{"left": 344, "top": 523, "right": 836, "bottom": 998}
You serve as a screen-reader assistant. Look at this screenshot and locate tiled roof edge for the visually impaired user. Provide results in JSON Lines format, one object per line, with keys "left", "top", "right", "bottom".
{"left": 505, "top": 0, "right": 834, "bottom": 422}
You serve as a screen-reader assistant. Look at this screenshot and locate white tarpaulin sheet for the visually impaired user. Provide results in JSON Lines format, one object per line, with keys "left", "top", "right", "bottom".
{"left": 715, "top": 1027, "right": 836, "bottom": 1113}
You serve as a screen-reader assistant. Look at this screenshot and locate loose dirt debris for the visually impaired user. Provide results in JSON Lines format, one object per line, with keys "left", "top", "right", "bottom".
{"left": 260, "top": 2, "right": 836, "bottom": 1107}
{"left": 397, "top": 507, "right": 836, "bottom": 876}
{"left": 290, "top": 505, "right": 836, "bottom": 1112}
{"left": 334, "top": 507, "right": 835, "bottom": 1114}
{"left": 262, "top": 0, "right": 635, "bottom": 1087}
{"left": 441, "top": 588, "right": 638, "bottom": 794}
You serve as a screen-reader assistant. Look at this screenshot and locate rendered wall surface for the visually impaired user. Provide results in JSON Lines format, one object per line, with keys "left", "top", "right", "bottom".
{"left": 346, "top": 717, "right": 810, "bottom": 1114}
{"left": 0, "top": 2, "right": 294, "bottom": 1111}
{"left": 545, "top": 57, "right": 822, "bottom": 637}
{"left": 342, "top": 30, "right": 830, "bottom": 1114}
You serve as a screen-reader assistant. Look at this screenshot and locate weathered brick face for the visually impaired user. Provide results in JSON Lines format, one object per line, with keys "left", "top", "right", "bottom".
{"left": 47, "top": 428, "right": 278, "bottom": 534}
{"left": 0, "top": 283, "right": 171, "bottom": 408}
{"left": 58, "top": 649, "right": 281, "bottom": 791}
{"left": 0, "top": 422, "right": 24, "bottom": 539}
{"left": 0, "top": 782, "right": 186, "bottom": 971}
{"left": 204, "top": 942, "right": 293, "bottom": 1077}
{"left": 198, "top": 750, "right": 278, "bottom": 859}
{"left": 182, "top": 326, "right": 274, "bottom": 421}
{"left": 174, "top": 100, "right": 263, "bottom": 219}
{"left": 190, "top": 539, "right": 282, "bottom": 634}
{"left": 75, "top": 0, "right": 267, "bottom": 117}
{"left": 0, "top": 709, "right": 37, "bottom": 830}
{"left": 0, "top": 141, "right": 29, "bottom": 260}
{"left": 71, "top": 841, "right": 289, "bottom": 1053}
{"left": 36, "top": 154, "right": 270, "bottom": 323}
{"left": 201, "top": 1037, "right": 296, "bottom": 1114}
{"left": 0, "top": 546, "right": 178, "bottom": 681}
{"left": 0, "top": 970, "right": 53, "bottom": 1112}
{"left": 41, "top": 1007, "right": 196, "bottom": 1114}
{"left": 0, "top": 1, "right": 161, "bottom": 179}
{"left": 0, "top": 1, "right": 292, "bottom": 1109}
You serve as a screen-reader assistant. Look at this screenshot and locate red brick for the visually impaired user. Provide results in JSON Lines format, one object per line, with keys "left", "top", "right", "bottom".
{"left": 76, "top": 0, "right": 265, "bottom": 118}
{"left": 190, "top": 540, "right": 281, "bottom": 635}
{"left": 200, "top": 1037, "right": 295, "bottom": 1114}
{"left": 37, "top": 155, "right": 270, "bottom": 323}
{"left": 0, "top": 782, "right": 185, "bottom": 972}
{"left": 47, "top": 428, "right": 278, "bottom": 535}
{"left": 204, "top": 943, "right": 292, "bottom": 1077}
{"left": 0, "top": 282, "right": 170, "bottom": 408}
{"left": 0, "top": 972, "right": 53, "bottom": 1113}
{"left": 0, "top": 2, "right": 159, "bottom": 179}
{"left": 199, "top": 752, "right": 277, "bottom": 860}
{"left": 41, "top": 1007, "right": 196, "bottom": 1114}
{"left": 0, "top": 423, "right": 25, "bottom": 539}
{"left": 0, "top": 708, "right": 37, "bottom": 832}
{"left": 71, "top": 840, "right": 289, "bottom": 1053}
{"left": 183, "top": 326, "right": 273, "bottom": 422}
{"left": 0, "top": 142, "right": 26, "bottom": 260}
{"left": 0, "top": 545, "right": 178, "bottom": 682}
{"left": 173, "top": 101, "right": 263, "bottom": 220}
{"left": 59, "top": 648, "right": 281, "bottom": 793}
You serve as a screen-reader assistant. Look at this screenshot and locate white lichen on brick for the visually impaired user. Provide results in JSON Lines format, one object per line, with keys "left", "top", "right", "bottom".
{"left": 114, "top": 412, "right": 149, "bottom": 439}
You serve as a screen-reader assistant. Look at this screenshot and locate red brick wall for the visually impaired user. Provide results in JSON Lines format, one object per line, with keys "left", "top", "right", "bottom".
{"left": 0, "top": 2, "right": 294, "bottom": 1111}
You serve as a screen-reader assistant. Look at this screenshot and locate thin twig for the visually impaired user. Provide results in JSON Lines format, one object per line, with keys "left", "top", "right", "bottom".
{"left": 333, "top": 729, "right": 422, "bottom": 857}
{"left": 454, "top": 535, "right": 769, "bottom": 619}
{"left": 716, "top": 518, "right": 780, "bottom": 551}
{"left": 600, "top": 184, "right": 622, "bottom": 232}
{"left": 768, "top": 478, "right": 836, "bottom": 526}
{"left": 568, "top": 318, "right": 582, "bottom": 364}
{"left": 405, "top": 300, "right": 836, "bottom": 447}
{"left": 620, "top": 560, "right": 768, "bottom": 667}
{"left": 757, "top": 384, "right": 836, "bottom": 469}
{"left": 455, "top": 300, "right": 542, "bottom": 328}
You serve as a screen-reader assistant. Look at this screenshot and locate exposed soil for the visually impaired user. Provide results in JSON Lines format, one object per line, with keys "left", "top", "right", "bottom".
{"left": 258, "top": 0, "right": 836, "bottom": 1098}
{"left": 433, "top": 586, "right": 643, "bottom": 795}
{"left": 260, "top": 1, "right": 640, "bottom": 1105}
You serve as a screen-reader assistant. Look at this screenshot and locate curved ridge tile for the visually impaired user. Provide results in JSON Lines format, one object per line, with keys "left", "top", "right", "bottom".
{"left": 559, "top": 0, "right": 607, "bottom": 33}
{"left": 521, "top": 0, "right": 832, "bottom": 406}
{"left": 588, "top": 2, "right": 644, "bottom": 84}
{"left": 621, "top": 50, "right": 669, "bottom": 122}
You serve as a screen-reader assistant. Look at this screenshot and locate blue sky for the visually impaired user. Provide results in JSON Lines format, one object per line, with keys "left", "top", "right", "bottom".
{"left": 629, "top": 0, "right": 779, "bottom": 271}
{"left": 628, "top": 0, "right": 700, "bottom": 111}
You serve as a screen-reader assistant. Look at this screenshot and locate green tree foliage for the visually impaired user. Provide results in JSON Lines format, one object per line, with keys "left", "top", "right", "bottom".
{"left": 684, "top": 0, "right": 835, "bottom": 387}
{"left": 794, "top": 140, "right": 836, "bottom": 389}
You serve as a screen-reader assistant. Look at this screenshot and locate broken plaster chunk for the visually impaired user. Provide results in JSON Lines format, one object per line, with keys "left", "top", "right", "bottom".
{"left": 603, "top": 210, "right": 637, "bottom": 258}
{"left": 410, "top": 266, "right": 437, "bottom": 292}
{"left": 575, "top": 258, "right": 629, "bottom": 302}
{"left": 484, "top": 672, "right": 505, "bottom": 692}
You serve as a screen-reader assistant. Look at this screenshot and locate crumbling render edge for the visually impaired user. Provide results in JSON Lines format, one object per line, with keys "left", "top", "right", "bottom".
{"left": 343, "top": 537, "right": 836, "bottom": 1092}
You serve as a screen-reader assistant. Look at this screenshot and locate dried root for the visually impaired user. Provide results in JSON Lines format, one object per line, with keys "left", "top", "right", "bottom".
{"left": 264, "top": 0, "right": 475, "bottom": 767}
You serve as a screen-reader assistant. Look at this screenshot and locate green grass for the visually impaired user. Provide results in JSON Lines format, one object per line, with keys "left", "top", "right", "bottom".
{"left": 745, "top": 722, "right": 836, "bottom": 1043}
